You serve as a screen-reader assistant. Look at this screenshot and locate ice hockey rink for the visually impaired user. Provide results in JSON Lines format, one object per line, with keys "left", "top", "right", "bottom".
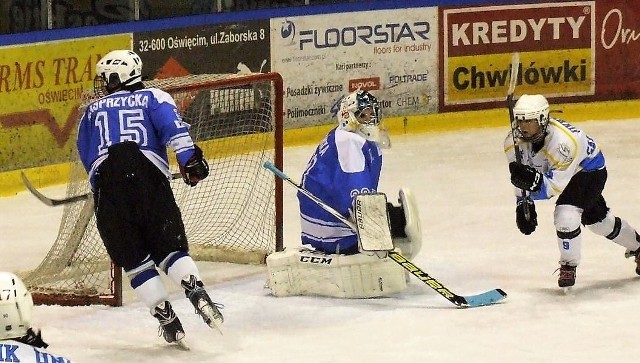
{"left": 2, "top": 118, "right": 639, "bottom": 363}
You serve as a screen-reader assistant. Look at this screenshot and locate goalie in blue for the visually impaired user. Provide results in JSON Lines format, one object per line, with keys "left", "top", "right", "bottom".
{"left": 76, "top": 50, "right": 222, "bottom": 346}
{"left": 298, "top": 89, "right": 384, "bottom": 255}
{"left": 265, "top": 90, "right": 422, "bottom": 298}
{"left": 298, "top": 90, "right": 420, "bottom": 257}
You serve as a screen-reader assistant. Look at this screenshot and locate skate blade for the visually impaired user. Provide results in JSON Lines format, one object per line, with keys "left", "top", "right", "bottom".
{"left": 198, "top": 302, "right": 224, "bottom": 335}
{"left": 561, "top": 286, "right": 573, "bottom": 294}
{"left": 208, "top": 317, "right": 224, "bottom": 335}
{"left": 205, "top": 312, "right": 224, "bottom": 335}
{"left": 175, "top": 338, "right": 190, "bottom": 351}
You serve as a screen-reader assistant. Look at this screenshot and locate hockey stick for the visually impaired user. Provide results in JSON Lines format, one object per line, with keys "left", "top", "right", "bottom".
{"left": 263, "top": 161, "right": 507, "bottom": 308}
{"left": 506, "top": 52, "right": 532, "bottom": 220}
{"left": 21, "top": 171, "right": 182, "bottom": 207}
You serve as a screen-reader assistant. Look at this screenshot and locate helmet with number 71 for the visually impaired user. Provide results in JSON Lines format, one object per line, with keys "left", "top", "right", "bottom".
{"left": 0, "top": 272, "right": 33, "bottom": 340}
{"left": 337, "top": 90, "right": 383, "bottom": 142}
{"left": 94, "top": 50, "right": 143, "bottom": 97}
{"left": 513, "top": 94, "right": 550, "bottom": 142}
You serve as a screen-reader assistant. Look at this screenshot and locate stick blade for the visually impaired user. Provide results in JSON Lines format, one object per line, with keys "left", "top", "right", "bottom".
{"left": 20, "top": 171, "right": 89, "bottom": 207}
{"left": 21, "top": 172, "right": 56, "bottom": 206}
{"left": 459, "top": 288, "right": 508, "bottom": 308}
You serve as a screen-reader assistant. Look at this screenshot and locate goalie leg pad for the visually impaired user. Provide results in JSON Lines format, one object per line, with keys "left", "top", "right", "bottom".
{"left": 266, "top": 247, "right": 407, "bottom": 298}
{"left": 390, "top": 188, "right": 423, "bottom": 259}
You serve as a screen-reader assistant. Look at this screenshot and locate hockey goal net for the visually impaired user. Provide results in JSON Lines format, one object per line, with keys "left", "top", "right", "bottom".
{"left": 22, "top": 72, "right": 284, "bottom": 306}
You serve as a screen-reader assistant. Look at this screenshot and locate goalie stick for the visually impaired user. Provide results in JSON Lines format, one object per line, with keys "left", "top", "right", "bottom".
{"left": 263, "top": 161, "right": 507, "bottom": 308}
{"left": 506, "top": 52, "right": 532, "bottom": 220}
{"left": 21, "top": 171, "right": 182, "bottom": 207}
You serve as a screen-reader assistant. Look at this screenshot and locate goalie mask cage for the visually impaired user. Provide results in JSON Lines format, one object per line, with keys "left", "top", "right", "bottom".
{"left": 23, "top": 72, "right": 284, "bottom": 307}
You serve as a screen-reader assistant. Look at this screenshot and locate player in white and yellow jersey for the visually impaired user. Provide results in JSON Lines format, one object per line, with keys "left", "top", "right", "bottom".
{"left": 504, "top": 94, "right": 640, "bottom": 289}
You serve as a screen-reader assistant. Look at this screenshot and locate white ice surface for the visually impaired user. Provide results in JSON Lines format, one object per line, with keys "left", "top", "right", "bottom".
{"left": 1, "top": 119, "right": 639, "bottom": 362}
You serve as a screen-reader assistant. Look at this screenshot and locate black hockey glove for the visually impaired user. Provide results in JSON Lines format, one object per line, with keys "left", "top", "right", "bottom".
{"left": 13, "top": 328, "right": 49, "bottom": 348}
{"left": 515, "top": 198, "right": 537, "bottom": 235}
{"left": 509, "top": 162, "right": 543, "bottom": 192}
{"left": 180, "top": 144, "right": 209, "bottom": 187}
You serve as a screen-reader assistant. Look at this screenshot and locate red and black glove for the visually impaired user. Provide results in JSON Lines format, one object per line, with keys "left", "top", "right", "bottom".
{"left": 179, "top": 145, "right": 209, "bottom": 187}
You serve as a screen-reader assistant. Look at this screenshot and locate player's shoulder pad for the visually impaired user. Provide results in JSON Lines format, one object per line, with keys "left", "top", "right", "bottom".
{"left": 334, "top": 128, "right": 366, "bottom": 149}
{"left": 148, "top": 87, "right": 178, "bottom": 108}
{"left": 334, "top": 129, "right": 367, "bottom": 173}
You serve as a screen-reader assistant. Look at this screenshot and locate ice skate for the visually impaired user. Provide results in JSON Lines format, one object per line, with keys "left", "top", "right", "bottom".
{"left": 557, "top": 264, "right": 576, "bottom": 292}
{"left": 624, "top": 247, "right": 640, "bottom": 275}
{"left": 153, "top": 301, "right": 188, "bottom": 349}
{"left": 181, "top": 275, "right": 224, "bottom": 334}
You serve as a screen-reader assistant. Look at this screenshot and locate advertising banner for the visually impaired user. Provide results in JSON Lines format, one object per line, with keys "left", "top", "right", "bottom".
{"left": 0, "top": 34, "right": 131, "bottom": 171}
{"left": 441, "top": 1, "right": 595, "bottom": 111}
{"left": 595, "top": 1, "right": 640, "bottom": 100}
{"left": 133, "top": 20, "right": 271, "bottom": 79}
{"left": 271, "top": 8, "right": 439, "bottom": 129}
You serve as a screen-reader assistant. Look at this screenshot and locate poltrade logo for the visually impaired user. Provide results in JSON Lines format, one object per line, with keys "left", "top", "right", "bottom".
{"left": 349, "top": 77, "right": 380, "bottom": 92}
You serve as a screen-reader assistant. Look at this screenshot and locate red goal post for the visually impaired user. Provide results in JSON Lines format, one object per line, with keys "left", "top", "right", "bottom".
{"left": 23, "top": 72, "right": 284, "bottom": 306}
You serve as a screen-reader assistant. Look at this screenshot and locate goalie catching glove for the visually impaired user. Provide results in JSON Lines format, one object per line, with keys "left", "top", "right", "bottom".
{"left": 180, "top": 144, "right": 209, "bottom": 187}
{"left": 509, "top": 162, "right": 542, "bottom": 192}
{"left": 515, "top": 198, "right": 537, "bottom": 235}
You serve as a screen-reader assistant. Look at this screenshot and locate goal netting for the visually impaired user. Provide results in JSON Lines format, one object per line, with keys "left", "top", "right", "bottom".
{"left": 22, "top": 72, "right": 284, "bottom": 306}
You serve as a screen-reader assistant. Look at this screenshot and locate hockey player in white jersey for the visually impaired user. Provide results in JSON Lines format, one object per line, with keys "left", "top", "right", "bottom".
{"left": 0, "top": 272, "right": 76, "bottom": 362}
{"left": 266, "top": 90, "right": 423, "bottom": 298}
{"left": 504, "top": 94, "right": 640, "bottom": 289}
{"left": 76, "top": 50, "right": 223, "bottom": 346}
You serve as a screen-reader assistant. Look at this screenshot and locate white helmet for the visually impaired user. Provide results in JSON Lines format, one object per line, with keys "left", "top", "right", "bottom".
{"left": 513, "top": 94, "right": 550, "bottom": 142}
{"left": 0, "top": 272, "right": 33, "bottom": 340}
{"left": 337, "top": 90, "right": 383, "bottom": 142}
{"left": 94, "top": 49, "right": 143, "bottom": 96}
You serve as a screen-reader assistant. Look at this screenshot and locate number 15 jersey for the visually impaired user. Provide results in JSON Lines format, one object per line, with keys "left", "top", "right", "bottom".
{"left": 77, "top": 88, "right": 196, "bottom": 189}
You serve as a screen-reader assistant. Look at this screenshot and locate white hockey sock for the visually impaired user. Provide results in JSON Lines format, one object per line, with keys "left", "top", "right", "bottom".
{"left": 160, "top": 251, "right": 201, "bottom": 286}
{"left": 126, "top": 257, "right": 169, "bottom": 311}
{"left": 587, "top": 212, "right": 640, "bottom": 251}
{"left": 555, "top": 205, "right": 582, "bottom": 266}
{"left": 557, "top": 233, "right": 582, "bottom": 266}
{"left": 131, "top": 274, "right": 169, "bottom": 312}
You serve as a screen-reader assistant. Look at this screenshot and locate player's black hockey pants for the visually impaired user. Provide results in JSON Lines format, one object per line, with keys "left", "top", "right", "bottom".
{"left": 93, "top": 141, "right": 189, "bottom": 271}
{"left": 556, "top": 168, "right": 609, "bottom": 226}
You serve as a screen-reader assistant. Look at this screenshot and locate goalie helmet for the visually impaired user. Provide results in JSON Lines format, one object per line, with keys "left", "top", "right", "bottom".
{"left": 0, "top": 272, "right": 33, "bottom": 340}
{"left": 94, "top": 49, "right": 143, "bottom": 97}
{"left": 512, "top": 94, "right": 550, "bottom": 142}
{"left": 337, "top": 90, "right": 383, "bottom": 143}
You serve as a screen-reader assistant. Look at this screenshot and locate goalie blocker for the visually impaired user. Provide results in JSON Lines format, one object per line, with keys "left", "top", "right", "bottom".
{"left": 266, "top": 188, "right": 422, "bottom": 298}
